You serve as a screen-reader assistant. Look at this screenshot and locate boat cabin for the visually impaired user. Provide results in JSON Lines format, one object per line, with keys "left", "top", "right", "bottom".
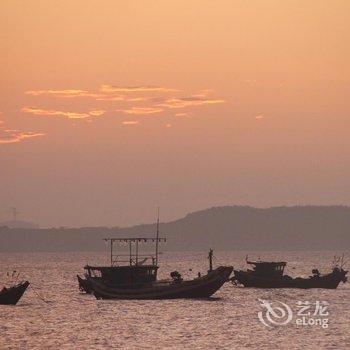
{"left": 84, "top": 264, "right": 158, "bottom": 284}
{"left": 85, "top": 235, "right": 166, "bottom": 285}
{"left": 247, "top": 260, "right": 286, "bottom": 278}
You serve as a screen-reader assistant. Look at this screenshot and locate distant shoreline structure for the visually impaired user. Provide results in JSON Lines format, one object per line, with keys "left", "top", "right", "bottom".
{"left": 0, "top": 220, "right": 38, "bottom": 229}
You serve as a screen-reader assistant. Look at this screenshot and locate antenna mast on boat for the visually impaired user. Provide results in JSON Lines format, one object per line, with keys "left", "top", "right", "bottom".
{"left": 155, "top": 207, "right": 160, "bottom": 267}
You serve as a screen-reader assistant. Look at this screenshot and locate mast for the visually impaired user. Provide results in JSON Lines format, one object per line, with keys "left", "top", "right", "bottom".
{"left": 208, "top": 249, "right": 213, "bottom": 272}
{"left": 129, "top": 240, "right": 132, "bottom": 266}
{"left": 110, "top": 239, "right": 113, "bottom": 266}
{"left": 155, "top": 207, "right": 160, "bottom": 267}
{"left": 136, "top": 239, "right": 139, "bottom": 265}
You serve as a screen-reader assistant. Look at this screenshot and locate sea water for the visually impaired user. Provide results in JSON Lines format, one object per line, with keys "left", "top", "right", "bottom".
{"left": 0, "top": 251, "right": 349, "bottom": 349}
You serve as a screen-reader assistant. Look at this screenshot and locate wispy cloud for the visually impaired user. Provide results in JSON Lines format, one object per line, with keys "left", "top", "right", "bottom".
{"left": 26, "top": 85, "right": 178, "bottom": 98}
{"left": 95, "top": 95, "right": 125, "bottom": 101}
{"left": 25, "top": 88, "right": 124, "bottom": 101}
{"left": 0, "top": 127, "right": 45, "bottom": 145}
{"left": 101, "top": 85, "right": 178, "bottom": 93}
{"left": 192, "top": 89, "right": 214, "bottom": 98}
{"left": 87, "top": 109, "right": 106, "bottom": 116}
{"left": 174, "top": 112, "right": 189, "bottom": 117}
{"left": 21, "top": 107, "right": 105, "bottom": 119}
{"left": 157, "top": 97, "right": 225, "bottom": 109}
{"left": 255, "top": 115, "right": 264, "bottom": 120}
{"left": 23, "top": 85, "right": 225, "bottom": 125}
{"left": 25, "top": 86, "right": 171, "bottom": 102}
{"left": 25, "top": 89, "right": 99, "bottom": 98}
{"left": 122, "top": 121, "right": 139, "bottom": 126}
{"left": 126, "top": 97, "right": 152, "bottom": 102}
{"left": 1, "top": 117, "right": 45, "bottom": 144}
{"left": 116, "top": 107, "right": 163, "bottom": 115}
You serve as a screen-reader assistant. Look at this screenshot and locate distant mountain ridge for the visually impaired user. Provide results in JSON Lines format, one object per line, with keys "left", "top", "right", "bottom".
{"left": 0, "top": 206, "right": 349, "bottom": 252}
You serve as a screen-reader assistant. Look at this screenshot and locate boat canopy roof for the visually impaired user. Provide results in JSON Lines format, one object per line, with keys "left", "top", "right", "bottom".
{"left": 247, "top": 261, "right": 287, "bottom": 267}
{"left": 102, "top": 236, "right": 166, "bottom": 267}
{"left": 84, "top": 264, "right": 158, "bottom": 271}
{"left": 104, "top": 237, "right": 166, "bottom": 243}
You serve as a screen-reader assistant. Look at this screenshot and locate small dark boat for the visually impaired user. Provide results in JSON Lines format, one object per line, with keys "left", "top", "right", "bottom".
{"left": 232, "top": 257, "right": 348, "bottom": 289}
{"left": 0, "top": 281, "right": 30, "bottom": 305}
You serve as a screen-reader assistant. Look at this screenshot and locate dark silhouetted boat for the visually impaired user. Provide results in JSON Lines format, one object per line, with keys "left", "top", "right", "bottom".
{"left": 0, "top": 281, "right": 30, "bottom": 305}
{"left": 88, "top": 265, "right": 232, "bottom": 299}
{"left": 78, "top": 215, "right": 232, "bottom": 299}
{"left": 232, "top": 256, "right": 348, "bottom": 289}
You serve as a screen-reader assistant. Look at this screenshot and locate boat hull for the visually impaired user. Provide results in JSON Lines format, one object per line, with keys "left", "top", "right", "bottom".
{"left": 0, "top": 281, "right": 30, "bottom": 305}
{"left": 233, "top": 269, "right": 347, "bottom": 289}
{"left": 88, "top": 266, "right": 233, "bottom": 300}
{"left": 77, "top": 275, "right": 94, "bottom": 294}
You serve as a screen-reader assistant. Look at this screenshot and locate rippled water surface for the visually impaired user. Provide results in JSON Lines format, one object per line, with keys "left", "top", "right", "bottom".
{"left": 1, "top": 251, "right": 349, "bottom": 349}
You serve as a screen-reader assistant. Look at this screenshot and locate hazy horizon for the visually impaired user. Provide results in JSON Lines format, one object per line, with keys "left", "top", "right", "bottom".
{"left": 2, "top": 203, "right": 350, "bottom": 229}
{"left": 1, "top": 1, "right": 350, "bottom": 227}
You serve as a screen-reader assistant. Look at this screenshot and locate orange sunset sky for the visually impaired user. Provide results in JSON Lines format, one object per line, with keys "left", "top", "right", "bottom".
{"left": 0, "top": 1, "right": 349, "bottom": 227}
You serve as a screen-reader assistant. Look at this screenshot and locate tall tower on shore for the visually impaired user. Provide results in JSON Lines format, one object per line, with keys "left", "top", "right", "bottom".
{"left": 11, "top": 207, "right": 19, "bottom": 222}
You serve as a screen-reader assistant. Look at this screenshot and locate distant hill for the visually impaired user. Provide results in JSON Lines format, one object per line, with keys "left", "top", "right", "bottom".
{"left": 0, "top": 206, "right": 349, "bottom": 252}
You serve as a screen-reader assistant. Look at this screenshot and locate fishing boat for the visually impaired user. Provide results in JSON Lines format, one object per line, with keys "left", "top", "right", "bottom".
{"left": 0, "top": 281, "right": 30, "bottom": 305}
{"left": 78, "top": 216, "right": 232, "bottom": 299}
{"left": 88, "top": 264, "right": 232, "bottom": 299}
{"left": 232, "top": 256, "right": 348, "bottom": 289}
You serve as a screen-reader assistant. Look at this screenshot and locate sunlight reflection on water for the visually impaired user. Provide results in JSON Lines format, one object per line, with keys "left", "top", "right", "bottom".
{"left": 0, "top": 251, "right": 349, "bottom": 349}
